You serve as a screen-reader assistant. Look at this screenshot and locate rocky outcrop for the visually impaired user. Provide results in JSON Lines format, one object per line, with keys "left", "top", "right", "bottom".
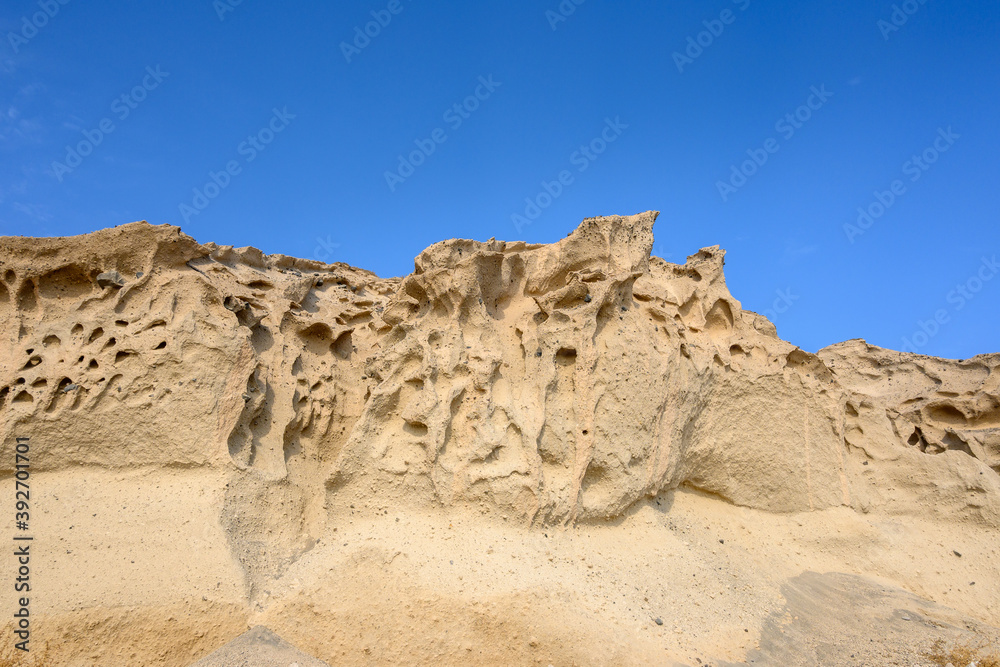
{"left": 2, "top": 212, "right": 998, "bottom": 665}
{"left": 3, "top": 215, "right": 998, "bottom": 525}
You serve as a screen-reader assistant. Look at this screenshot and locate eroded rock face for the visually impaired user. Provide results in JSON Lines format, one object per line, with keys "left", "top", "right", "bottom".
{"left": 329, "top": 212, "right": 855, "bottom": 522}
{"left": 1, "top": 212, "right": 998, "bottom": 592}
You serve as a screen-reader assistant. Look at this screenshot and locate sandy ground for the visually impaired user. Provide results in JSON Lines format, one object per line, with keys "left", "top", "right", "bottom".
{"left": 2, "top": 468, "right": 997, "bottom": 665}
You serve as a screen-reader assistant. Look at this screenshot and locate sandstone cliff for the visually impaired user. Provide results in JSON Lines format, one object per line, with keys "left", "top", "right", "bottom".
{"left": 1, "top": 213, "right": 997, "bottom": 665}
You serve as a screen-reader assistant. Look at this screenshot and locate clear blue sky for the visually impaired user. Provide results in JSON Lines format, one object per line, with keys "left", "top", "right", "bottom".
{"left": 1, "top": 0, "right": 997, "bottom": 358}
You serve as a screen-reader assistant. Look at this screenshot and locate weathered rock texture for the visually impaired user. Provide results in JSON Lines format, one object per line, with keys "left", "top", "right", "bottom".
{"left": 1, "top": 212, "right": 997, "bottom": 666}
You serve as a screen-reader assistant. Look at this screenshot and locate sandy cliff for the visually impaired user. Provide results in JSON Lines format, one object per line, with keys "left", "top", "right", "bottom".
{"left": 1, "top": 212, "right": 997, "bottom": 665}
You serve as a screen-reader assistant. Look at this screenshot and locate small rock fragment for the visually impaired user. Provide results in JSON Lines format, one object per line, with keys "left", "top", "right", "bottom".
{"left": 96, "top": 270, "right": 125, "bottom": 288}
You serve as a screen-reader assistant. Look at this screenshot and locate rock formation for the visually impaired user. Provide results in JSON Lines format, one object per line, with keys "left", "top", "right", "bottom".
{"left": 1, "top": 212, "right": 997, "bottom": 665}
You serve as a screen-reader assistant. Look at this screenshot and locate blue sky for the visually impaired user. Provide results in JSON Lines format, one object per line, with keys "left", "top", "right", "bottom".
{"left": 1, "top": 0, "right": 997, "bottom": 358}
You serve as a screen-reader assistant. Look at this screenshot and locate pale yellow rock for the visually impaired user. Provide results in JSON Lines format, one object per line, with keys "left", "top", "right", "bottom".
{"left": 0, "top": 213, "right": 997, "bottom": 666}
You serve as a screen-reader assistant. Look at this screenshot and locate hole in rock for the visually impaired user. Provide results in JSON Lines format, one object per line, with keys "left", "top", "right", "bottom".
{"left": 17, "top": 280, "right": 37, "bottom": 311}
{"left": 927, "top": 404, "right": 967, "bottom": 426}
{"left": 331, "top": 331, "right": 353, "bottom": 360}
{"left": 943, "top": 432, "right": 975, "bottom": 457}
{"left": 555, "top": 347, "right": 577, "bottom": 364}
{"left": 403, "top": 421, "right": 428, "bottom": 437}
{"left": 39, "top": 264, "right": 93, "bottom": 299}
